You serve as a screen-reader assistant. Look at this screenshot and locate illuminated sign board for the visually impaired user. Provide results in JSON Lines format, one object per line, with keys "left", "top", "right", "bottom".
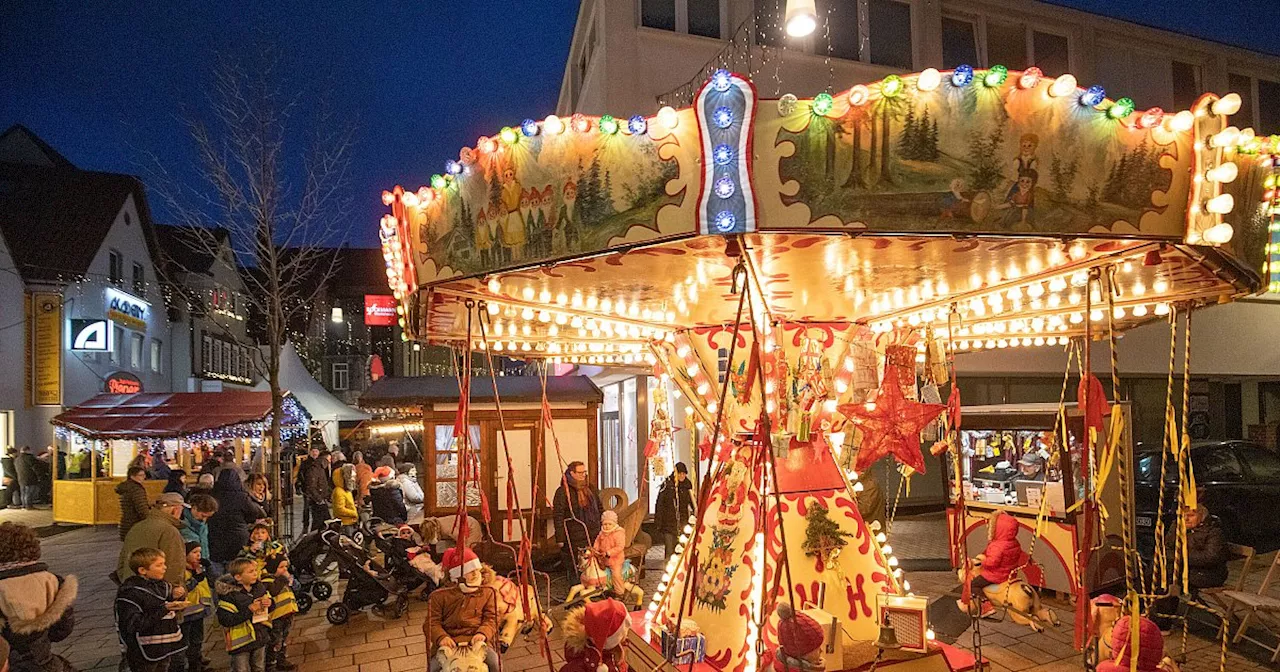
{"left": 364, "top": 295, "right": 398, "bottom": 327}
{"left": 105, "top": 371, "right": 142, "bottom": 394}
{"left": 106, "top": 287, "right": 149, "bottom": 331}
{"left": 70, "top": 319, "right": 112, "bottom": 351}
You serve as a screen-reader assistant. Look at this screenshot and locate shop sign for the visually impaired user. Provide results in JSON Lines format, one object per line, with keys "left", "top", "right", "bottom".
{"left": 106, "top": 287, "right": 148, "bottom": 331}
{"left": 70, "top": 318, "right": 112, "bottom": 351}
{"left": 364, "top": 294, "right": 397, "bottom": 326}
{"left": 105, "top": 371, "right": 142, "bottom": 394}
{"left": 30, "top": 293, "right": 62, "bottom": 406}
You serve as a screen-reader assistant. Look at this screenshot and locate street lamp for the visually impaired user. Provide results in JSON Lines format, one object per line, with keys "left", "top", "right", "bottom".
{"left": 331, "top": 306, "right": 344, "bottom": 323}
{"left": 785, "top": 0, "right": 817, "bottom": 37}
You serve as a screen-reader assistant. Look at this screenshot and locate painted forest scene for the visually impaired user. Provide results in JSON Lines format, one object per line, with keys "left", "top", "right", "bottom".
{"left": 772, "top": 85, "right": 1185, "bottom": 237}
{"left": 416, "top": 131, "right": 681, "bottom": 276}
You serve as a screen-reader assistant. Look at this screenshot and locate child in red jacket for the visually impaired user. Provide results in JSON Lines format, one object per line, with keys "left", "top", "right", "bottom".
{"left": 592, "top": 511, "right": 627, "bottom": 593}
{"left": 961, "top": 512, "right": 1028, "bottom": 617}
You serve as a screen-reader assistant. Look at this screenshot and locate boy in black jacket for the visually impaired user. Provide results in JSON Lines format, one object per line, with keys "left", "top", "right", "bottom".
{"left": 216, "top": 558, "right": 272, "bottom": 672}
{"left": 115, "top": 547, "right": 187, "bottom": 672}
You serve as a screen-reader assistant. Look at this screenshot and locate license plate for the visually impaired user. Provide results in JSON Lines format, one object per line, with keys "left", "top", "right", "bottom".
{"left": 1135, "top": 515, "right": 1153, "bottom": 528}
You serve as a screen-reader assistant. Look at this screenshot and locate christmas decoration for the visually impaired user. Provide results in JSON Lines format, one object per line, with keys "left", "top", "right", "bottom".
{"left": 801, "top": 503, "right": 855, "bottom": 572}
{"left": 839, "top": 365, "right": 946, "bottom": 474}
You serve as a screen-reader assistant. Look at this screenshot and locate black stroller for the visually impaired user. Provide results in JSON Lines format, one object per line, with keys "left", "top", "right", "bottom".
{"left": 367, "top": 522, "right": 440, "bottom": 599}
{"left": 287, "top": 518, "right": 341, "bottom": 613}
{"left": 319, "top": 529, "right": 410, "bottom": 625}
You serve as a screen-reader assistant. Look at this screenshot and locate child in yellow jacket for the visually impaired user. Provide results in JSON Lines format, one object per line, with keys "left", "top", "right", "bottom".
{"left": 332, "top": 463, "right": 358, "bottom": 532}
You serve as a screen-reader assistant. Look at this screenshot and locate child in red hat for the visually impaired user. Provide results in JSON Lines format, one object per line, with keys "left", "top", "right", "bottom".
{"left": 774, "top": 602, "right": 826, "bottom": 672}
{"left": 424, "top": 547, "right": 499, "bottom": 672}
{"left": 560, "top": 598, "right": 631, "bottom": 672}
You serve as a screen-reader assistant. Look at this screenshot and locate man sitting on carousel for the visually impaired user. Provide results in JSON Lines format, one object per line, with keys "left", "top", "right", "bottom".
{"left": 424, "top": 547, "right": 500, "bottom": 672}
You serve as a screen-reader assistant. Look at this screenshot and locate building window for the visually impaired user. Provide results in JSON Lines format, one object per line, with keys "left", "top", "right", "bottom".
{"left": 822, "top": 0, "right": 861, "bottom": 61}
{"left": 202, "top": 335, "right": 212, "bottom": 373}
{"left": 150, "top": 339, "right": 162, "bottom": 373}
{"left": 1229, "top": 73, "right": 1255, "bottom": 130}
{"left": 755, "top": 0, "right": 784, "bottom": 47}
{"left": 942, "top": 17, "right": 978, "bottom": 69}
{"left": 132, "top": 263, "right": 144, "bottom": 297}
{"left": 332, "top": 362, "right": 349, "bottom": 391}
{"left": 1032, "top": 31, "right": 1069, "bottom": 77}
{"left": 108, "top": 250, "right": 123, "bottom": 286}
{"left": 111, "top": 326, "right": 124, "bottom": 363}
{"left": 986, "top": 21, "right": 1026, "bottom": 69}
{"left": 130, "top": 333, "right": 144, "bottom": 370}
{"left": 868, "top": 0, "right": 912, "bottom": 69}
{"left": 1258, "top": 79, "right": 1280, "bottom": 136}
{"left": 1172, "top": 61, "right": 1201, "bottom": 111}
{"left": 641, "top": 0, "right": 676, "bottom": 31}
{"left": 687, "top": 0, "right": 720, "bottom": 38}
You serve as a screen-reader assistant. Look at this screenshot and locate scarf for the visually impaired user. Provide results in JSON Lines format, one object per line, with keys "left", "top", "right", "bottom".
{"left": 574, "top": 481, "right": 590, "bottom": 509}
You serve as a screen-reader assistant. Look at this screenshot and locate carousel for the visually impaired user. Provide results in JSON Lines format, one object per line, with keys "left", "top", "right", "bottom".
{"left": 379, "top": 59, "right": 1276, "bottom": 672}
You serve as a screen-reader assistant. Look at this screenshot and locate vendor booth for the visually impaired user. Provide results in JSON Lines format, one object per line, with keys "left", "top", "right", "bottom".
{"left": 50, "top": 390, "right": 309, "bottom": 525}
{"left": 379, "top": 62, "right": 1273, "bottom": 670}
{"left": 358, "top": 375, "right": 601, "bottom": 543}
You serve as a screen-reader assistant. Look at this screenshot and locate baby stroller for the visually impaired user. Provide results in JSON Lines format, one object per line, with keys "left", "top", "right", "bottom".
{"left": 287, "top": 518, "right": 341, "bottom": 612}
{"left": 319, "top": 529, "right": 410, "bottom": 625}
{"left": 368, "top": 522, "right": 441, "bottom": 599}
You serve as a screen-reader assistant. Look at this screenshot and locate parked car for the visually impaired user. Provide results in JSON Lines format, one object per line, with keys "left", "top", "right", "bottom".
{"left": 1134, "top": 440, "right": 1280, "bottom": 554}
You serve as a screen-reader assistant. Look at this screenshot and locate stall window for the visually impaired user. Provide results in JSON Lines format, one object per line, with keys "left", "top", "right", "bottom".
{"left": 151, "top": 339, "right": 162, "bottom": 373}
{"left": 868, "top": 0, "right": 911, "bottom": 69}
{"left": 130, "top": 333, "right": 144, "bottom": 369}
{"left": 434, "top": 424, "right": 482, "bottom": 508}
{"left": 687, "top": 0, "right": 720, "bottom": 38}
{"left": 1171, "top": 61, "right": 1201, "bottom": 112}
{"left": 986, "top": 22, "right": 1026, "bottom": 69}
{"left": 132, "top": 263, "right": 145, "bottom": 297}
{"left": 109, "top": 250, "right": 123, "bottom": 286}
{"left": 332, "top": 362, "right": 349, "bottom": 391}
{"left": 942, "top": 17, "right": 978, "bottom": 69}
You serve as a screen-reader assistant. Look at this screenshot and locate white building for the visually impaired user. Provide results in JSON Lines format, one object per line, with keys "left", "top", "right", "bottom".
{"left": 558, "top": 0, "right": 1280, "bottom": 502}
{"left": 0, "top": 125, "right": 175, "bottom": 449}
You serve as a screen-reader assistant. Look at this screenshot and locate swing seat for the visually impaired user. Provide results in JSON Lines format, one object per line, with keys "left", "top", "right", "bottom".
{"left": 979, "top": 578, "right": 1059, "bottom": 631}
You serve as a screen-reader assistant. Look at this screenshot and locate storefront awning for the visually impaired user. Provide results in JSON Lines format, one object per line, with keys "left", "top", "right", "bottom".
{"left": 52, "top": 391, "right": 308, "bottom": 440}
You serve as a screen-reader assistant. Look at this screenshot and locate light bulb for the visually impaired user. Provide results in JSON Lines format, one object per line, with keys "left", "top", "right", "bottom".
{"left": 1049, "top": 73, "right": 1077, "bottom": 98}
{"left": 784, "top": 0, "right": 817, "bottom": 37}
{"left": 543, "top": 115, "right": 565, "bottom": 135}
{"left": 917, "top": 68, "right": 941, "bottom": 92}
{"left": 657, "top": 106, "right": 678, "bottom": 130}
{"left": 1205, "top": 193, "right": 1235, "bottom": 214}
{"left": 1170, "top": 110, "right": 1195, "bottom": 133}
{"left": 1207, "top": 163, "right": 1238, "bottom": 183}
{"left": 1213, "top": 93, "right": 1242, "bottom": 116}
{"left": 1203, "top": 222, "right": 1235, "bottom": 245}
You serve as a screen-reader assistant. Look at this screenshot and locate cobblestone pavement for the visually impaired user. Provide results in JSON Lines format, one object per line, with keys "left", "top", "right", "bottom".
{"left": 5, "top": 507, "right": 1275, "bottom": 672}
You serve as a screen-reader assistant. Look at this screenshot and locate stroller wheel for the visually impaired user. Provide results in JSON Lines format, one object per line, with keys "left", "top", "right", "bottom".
{"left": 295, "top": 591, "right": 313, "bottom": 614}
{"left": 326, "top": 603, "right": 351, "bottom": 625}
{"left": 393, "top": 595, "right": 408, "bottom": 619}
{"left": 312, "top": 581, "right": 333, "bottom": 601}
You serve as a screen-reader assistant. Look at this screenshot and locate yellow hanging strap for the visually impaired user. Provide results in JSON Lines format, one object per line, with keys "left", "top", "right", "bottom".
{"left": 1151, "top": 306, "right": 1179, "bottom": 599}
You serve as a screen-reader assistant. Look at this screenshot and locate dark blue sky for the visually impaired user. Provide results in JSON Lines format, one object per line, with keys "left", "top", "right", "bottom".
{"left": 0, "top": 1, "right": 1275, "bottom": 247}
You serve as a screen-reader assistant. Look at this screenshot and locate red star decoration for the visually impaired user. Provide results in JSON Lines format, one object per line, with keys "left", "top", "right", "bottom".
{"left": 838, "top": 366, "right": 946, "bottom": 474}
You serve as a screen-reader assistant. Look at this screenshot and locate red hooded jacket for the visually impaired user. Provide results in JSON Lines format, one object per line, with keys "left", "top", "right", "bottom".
{"left": 1096, "top": 615, "right": 1165, "bottom": 672}
{"left": 980, "top": 513, "right": 1028, "bottom": 584}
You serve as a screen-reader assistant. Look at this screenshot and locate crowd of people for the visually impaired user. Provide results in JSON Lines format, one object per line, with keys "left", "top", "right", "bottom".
{"left": 293, "top": 443, "right": 424, "bottom": 533}
{"left": 2, "top": 446, "right": 55, "bottom": 509}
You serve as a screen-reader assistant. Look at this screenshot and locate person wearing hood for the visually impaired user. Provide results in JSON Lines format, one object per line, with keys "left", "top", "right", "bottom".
{"left": 396, "top": 462, "right": 425, "bottom": 521}
{"left": 0, "top": 522, "right": 78, "bottom": 672}
{"left": 331, "top": 464, "right": 359, "bottom": 532}
{"left": 653, "top": 462, "right": 694, "bottom": 559}
{"left": 181, "top": 493, "right": 219, "bottom": 563}
{"left": 352, "top": 451, "right": 374, "bottom": 508}
{"left": 164, "top": 469, "right": 189, "bottom": 498}
{"left": 117, "top": 492, "right": 191, "bottom": 588}
{"left": 207, "top": 470, "right": 266, "bottom": 578}
{"left": 960, "top": 511, "right": 1027, "bottom": 618}
{"left": 117, "top": 465, "right": 152, "bottom": 540}
{"left": 424, "top": 547, "right": 499, "bottom": 672}
{"left": 552, "top": 461, "right": 603, "bottom": 582}
{"left": 1096, "top": 615, "right": 1174, "bottom": 672}
{"left": 369, "top": 466, "right": 408, "bottom": 525}
{"left": 559, "top": 598, "right": 630, "bottom": 672}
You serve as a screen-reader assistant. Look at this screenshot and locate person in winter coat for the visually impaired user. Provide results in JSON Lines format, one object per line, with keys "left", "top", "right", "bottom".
{"left": 115, "top": 547, "right": 186, "bottom": 672}
{"left": 1096, "top": 615, "right": 1176, "bottom": 672}
{"left": 592, "top": 511, "right": 627, "bottom": 593}
{"left": 396, "top": 463, "right": 425, "bottom": 521}
{"left": 296, "top": 448, "right": 331, "bottom": 533}
{"left": 331, "top": 464, "right": 359, "bottom": 531}
{"left": 1153, "top": 504, "right": 1229, "bottom": 630}
{"left": 424, "top": 547, "right": 499, "bottom": 672}
{"left": 12, "top": 449, "right": 39, "bottom": 508}
{"left": 0, "top": 522, "right": 77, "bottom": 672}
{"left": 352, "top": 452, "right": 374, "bottom": 507}
{"left": 215, "top": 558, "right": 272, "bottom": 672}
{"left": 959, "top": 511, "right": 1027, "bottom": 618}
{"left": 2, "top": 448, "right": 21, "bottom": 509}
{"left": 260, "top": 555, "right": 298, "bottom": 671}
{"left": 181, "top": 494, "right": 218, "bottom": 563}
{"left": 175, "top": 542, "right": 213, "bottom": 672}
{"left": 164, "top": 470, "right": 189, "bottom": 498}
{"left": 117, "top": 466, "right": 152, "bottom": 540}
{"left": 369, "top": 466, "right": 408, "bottom": 525}
{"left": 245, "top": 474, "right": 273, "bottom": 521}
{"left": 207, "top": 470, "right": 267, "bottom": 578}
{"left": 188, "top": 473, "right": 215, "bottom": 500}
{"left": 553, "top": 462, "right": 603, "bottom": 582}
{"left": 653, "top": 462, "right": 694, "bottom": 558}
{"left": 117, "top": 493, "right": 190, "bottom": 588}
{"left": 559, "top": 598, "right": 630, "bottom": 672}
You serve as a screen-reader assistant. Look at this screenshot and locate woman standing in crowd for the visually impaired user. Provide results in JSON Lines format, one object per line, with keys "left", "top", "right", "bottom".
{"left": 0, "top": 522, "right": 78, "bottom": 671}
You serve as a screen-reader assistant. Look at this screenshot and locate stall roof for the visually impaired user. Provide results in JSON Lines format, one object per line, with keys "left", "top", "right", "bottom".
{"left": 254, "top": 342, "right": 370, "bottom": 423}
{"left": 52, "top": 391, "right": 305, "bottom": 439}
{"left": 359, "top": 375, "right": 602, "bottom": 407}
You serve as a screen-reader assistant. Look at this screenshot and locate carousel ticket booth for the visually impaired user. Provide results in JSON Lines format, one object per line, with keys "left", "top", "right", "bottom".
{"left": 359, "top": 375, "right": 601, "bottom": 545}
{"left": 50, "top": 391, "right": 310, "bottom": 525}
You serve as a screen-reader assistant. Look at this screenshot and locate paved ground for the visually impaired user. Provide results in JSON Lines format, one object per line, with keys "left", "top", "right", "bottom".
{"left": 5, "top": 507, "right": 1276, "bottom": 671}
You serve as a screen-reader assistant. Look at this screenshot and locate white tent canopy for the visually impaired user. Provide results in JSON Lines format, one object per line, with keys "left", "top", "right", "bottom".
{"left": 255, "top": 342, "right": 369, "bottom": 447}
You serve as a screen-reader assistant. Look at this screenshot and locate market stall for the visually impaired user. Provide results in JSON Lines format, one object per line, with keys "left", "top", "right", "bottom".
{"left": 253, "top": 342, "right": 370, "bottom": 448}
{"left": 379, "top": 62, "right": 1273, "bottom": 671}
{"left": 50, "top": 390, "right": 309, "bottom": 525}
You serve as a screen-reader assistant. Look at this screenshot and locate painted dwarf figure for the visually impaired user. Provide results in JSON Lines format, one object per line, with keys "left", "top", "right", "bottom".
{"left": 560, "top": 598, "right": 631, "bottom": 672}
{"left": 424, "top": 547, "right": 500, "bottom": 672}
{"left": 500, "top": 167, "right": 526, "bottom": 261}
{"left": 559, "top": 180, "right": 579, "bottom": 250}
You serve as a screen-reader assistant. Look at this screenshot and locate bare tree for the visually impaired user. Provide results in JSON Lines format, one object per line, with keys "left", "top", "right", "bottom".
{"left": 147, "top": 47, "right": 356, "bottom": 530}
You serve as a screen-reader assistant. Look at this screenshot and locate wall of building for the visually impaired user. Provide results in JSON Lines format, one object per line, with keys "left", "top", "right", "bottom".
{"left": 0, "top": 235, "right": 26, "bottom": 450}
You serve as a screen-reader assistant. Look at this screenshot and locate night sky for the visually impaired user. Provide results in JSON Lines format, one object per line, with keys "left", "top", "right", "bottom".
{"left": 0, "top": 1, "right": 1275, "bottom": 247}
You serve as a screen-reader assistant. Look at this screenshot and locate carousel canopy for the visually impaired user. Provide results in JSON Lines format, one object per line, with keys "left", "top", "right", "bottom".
{"left": 359, "top": 374, "right": 602, "bottom": 408}
{"left": 52, "top": 391, "right": 308, "bottom": 440}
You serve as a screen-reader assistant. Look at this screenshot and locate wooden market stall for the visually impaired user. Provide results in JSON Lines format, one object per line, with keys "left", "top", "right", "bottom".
{"left": 50, "top": 390, "right": 310, "bottom": 525}
{"left": 358, "top": 375, "right": 601, "bottom": 544}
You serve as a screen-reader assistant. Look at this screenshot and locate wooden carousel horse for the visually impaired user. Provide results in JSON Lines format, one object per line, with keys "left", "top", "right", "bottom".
{"left": 566, "top": 547, "right": 645, "bottom": 610}
{"left": 957, "top": 560, "right": 1059, "bottom": 632}
{"left": 480, "top": 565, "right": 552, "bottom": 650}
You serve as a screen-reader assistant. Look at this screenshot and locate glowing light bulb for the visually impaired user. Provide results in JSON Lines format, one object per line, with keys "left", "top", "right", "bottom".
{"left": 1108, "top": 97, "right": 1135, "bottom": 120}
{"left": 1139, "top": 107, "right": 1164, "bottom": 129}
{"left": 712, "top": 106, "right": 734, "bottom": 128}
{"left": 1205, "top": 193, "right": 1235, "bottom": 214}
{"left": 1079, "top": 85, "right": 1106, "bottom": 107}
{"left": 951, "top": 64, "right": 974, "bottom": 87}
{"left": 1049, "top": 73, "right": 1077, "bottom": 98}
{"left": 983, "top": 64, "right": 1008, "bottom": 87}
{"left": 1207, "top": 163, "right": 1238, "bottom": 183}
{"left": 598, "top": 114, "right": 619, "bottom": 135}
{"left": 777, "top": 93, "right": 799, "bottom": 115}
{"left": 1170, "top": 110, "right": 1195, "bottom": 133}
{"left": 881, "top": 75, "right": 904, "bottom": 98}
{"left": 657, "top": 106, "right": 678, "bottom": 130}
{"left": 1018, "top": 67, "right": 1042, "bottom": 89}
{"left": 784, "top": 0, "right": 817, "bottom": 37}
{"left": 917, "top": 68, "right": 941, "bottom": 92}
{"left": 847, "top": 85, "right": 869, "bottom": 106}
{"left": 544, "top": 115, "right": 565, "bottom": 135}
{"left": 627, "top": 115, "right": 647, "bottom": 135}
{"left": 1213, "top": 93, "right": 1242, "bottom": 116}
{"left": 1203, "top": 222, "right": 1235, "bottom": 244}
{"left": 710, "top": 68, "right": 732, "bottom": 92}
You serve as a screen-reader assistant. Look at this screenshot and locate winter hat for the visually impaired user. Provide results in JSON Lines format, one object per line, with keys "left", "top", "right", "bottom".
{"left": 602, "top": 510, "right": 619, "bottom": 526}
{"left": 441, "top": 546, "right": 481, "bottom": 580}
{"left": 185, "top": 540, "right": 202, "bottom": 555}
{"left": 584, "top": 598, "right": 631, "bottom": 659}
{"left": 1108, "top": 615, "right": 1164, "bottom": 671}
{"left": 265, "top": 554, "right": 289, "bottom": 576}
{"left": 776, "top": 602, "right": 824, "bottom": 659}
{"left": 374, "top": 465, "right": 394, "bottom": 480}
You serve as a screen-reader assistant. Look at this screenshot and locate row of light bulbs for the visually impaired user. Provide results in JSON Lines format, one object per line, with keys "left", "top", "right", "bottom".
{"left": 644, "top": 515, "right": 699, "bottom": 631}
{"left": 487, "top": 279, "right": 680, "bottom": 324}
